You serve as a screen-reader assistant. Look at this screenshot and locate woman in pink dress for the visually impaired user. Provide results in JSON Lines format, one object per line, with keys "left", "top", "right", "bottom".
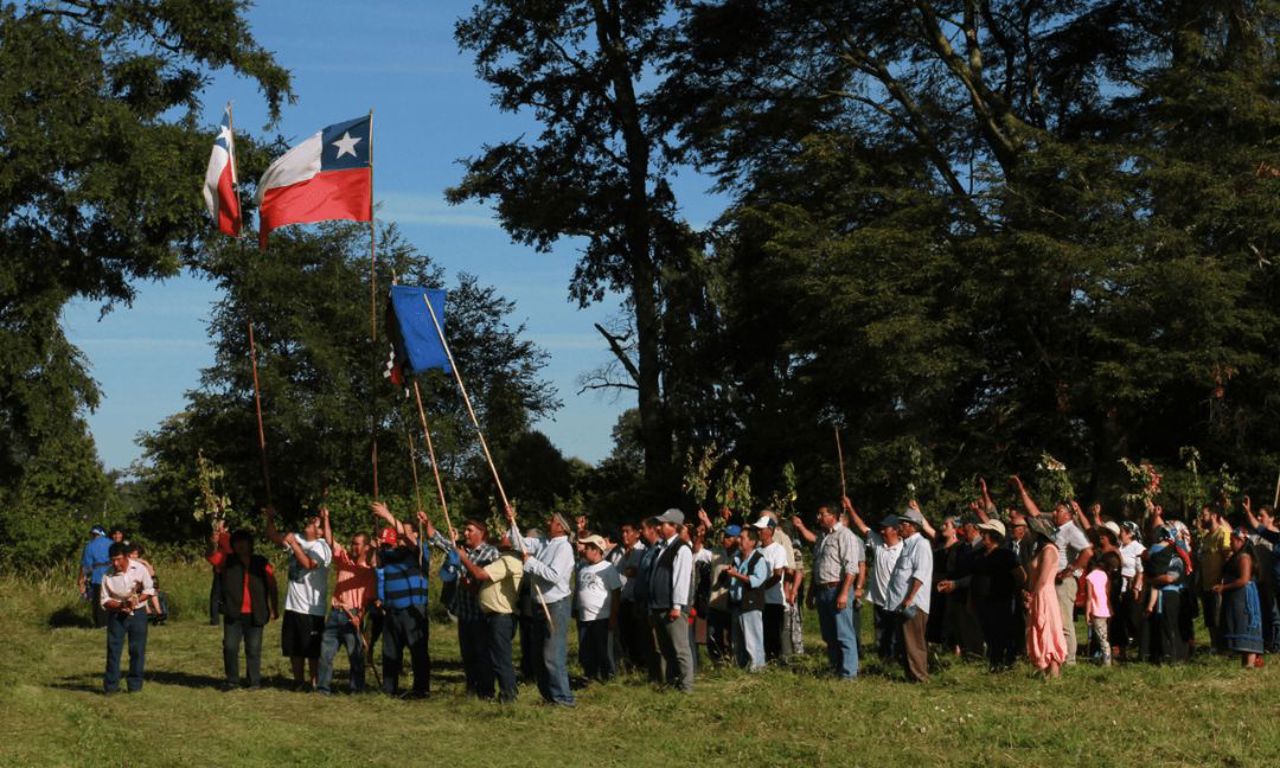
{"left": 1024, "top": 517, "right": 1067, "bottom": 677}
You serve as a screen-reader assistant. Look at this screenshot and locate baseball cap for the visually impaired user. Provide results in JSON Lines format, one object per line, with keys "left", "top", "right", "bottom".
{"left": 878, "top": 515, "right": 902, "bottom": 529}
{"left": 90, "top": 525, "right": 107, "bottom": 536}
{"left": 379, "top": 527, "right": 399, "bottom": 546}
{"left": 725, "top": 524, "right": 743, "bottom": 537}
{"left": 579, "top": 534, "right": 608, "bottom": 551}
{"left": 751, "top": 516, "right": 776, "bottom": 530}
{"left": 657, "top": 508, "right": 685, "bottom": 525}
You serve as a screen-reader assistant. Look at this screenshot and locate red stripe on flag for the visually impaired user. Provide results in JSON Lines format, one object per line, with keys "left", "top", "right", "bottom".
{"left": 216, "top": 163, "right": 241, "bottom": 237}
{"left": 258, "top": 167, "right": 372, "bottom": 247}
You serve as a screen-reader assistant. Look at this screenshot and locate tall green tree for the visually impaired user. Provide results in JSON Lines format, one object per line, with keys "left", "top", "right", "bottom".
{"left": 449, "top": 0, "right": 715, "bottom": 506}
{"left": 0, "top": 1, "right": 289, "bottom": 560}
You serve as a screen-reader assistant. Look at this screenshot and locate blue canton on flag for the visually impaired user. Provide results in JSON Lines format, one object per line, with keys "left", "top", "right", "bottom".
{"left": 321, "top": 115, "right": 371, "bottom": 171}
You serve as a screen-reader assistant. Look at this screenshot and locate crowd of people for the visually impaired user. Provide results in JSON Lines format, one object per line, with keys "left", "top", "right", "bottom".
{"left": 78, "top": 475, "right": 1277, "bottom": 696}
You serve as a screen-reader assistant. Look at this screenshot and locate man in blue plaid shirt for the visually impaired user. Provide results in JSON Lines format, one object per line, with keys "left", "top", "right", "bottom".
{"left": 420, "top": 512, "right": 500, "bottom": 698}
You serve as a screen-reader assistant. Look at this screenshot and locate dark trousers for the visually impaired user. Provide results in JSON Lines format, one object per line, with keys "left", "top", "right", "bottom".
{"left": 706, "top": 608, "right": 732, "bottom": 663}
{"left": 618, "top": 600, "right": 649, "bottom": 671}
{"left": 459, "top": 618, "right": 493, "bottom": 697}
{"left": 382, "top": 606, "right": 430, "bottom": 695}
{"left": 763, "top": 604, "right": 784, "bottom": 662}
{"left": 222, "top": 614, "right": 264, "bottom": 688}
{"left": 518, "top": 613, "right": 539, "bottom": 681}
{"left": 104, "top": 611, "right": 148, "bottom": 692}
{"left": 485, "top": 612, "right": 518, "bottom": 702}
{"left": 873, "top": 605, "right": 901, "bottom": 660}
{"left": 578, "top": 618, "right": 614, "bottom": 681}
{"left": 976, "top": 599, "right": 1018, "bottom": 670}
{"left": 1142, "top": 590, "right": 1187, "bottom": 664}
{"left": 208, "top": 572, "right": 222, "bottom": 626}
{"left": 90, "top": 584, "right": 107, "bottom": 629}
{"left": 1200, "top": 590, "right": 1224, "bottom": 650}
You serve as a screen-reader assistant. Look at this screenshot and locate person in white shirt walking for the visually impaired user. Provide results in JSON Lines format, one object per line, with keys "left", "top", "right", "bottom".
{"left": 99, "top": 542, "right": 156, "bottom": 693}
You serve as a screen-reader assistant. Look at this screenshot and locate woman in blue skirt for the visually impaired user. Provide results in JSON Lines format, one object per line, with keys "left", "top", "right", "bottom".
{"left": 1214, "top": 527, "right": 1265, "bottom": 669}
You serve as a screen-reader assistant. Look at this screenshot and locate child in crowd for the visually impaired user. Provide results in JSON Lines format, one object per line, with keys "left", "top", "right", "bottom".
{"left": 1085, "top": 555, "right": 1112, "bottom": 666}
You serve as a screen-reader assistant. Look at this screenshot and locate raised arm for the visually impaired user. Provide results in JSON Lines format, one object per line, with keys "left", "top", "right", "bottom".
{"left": 263, "top": 506, "right": 286, "bottom": 546}
{"left": 1243, "top": 496, "right": 1262, "bottom": 531}
{"left": 372, "top": 502, "right": 417, "bottom": 546}
{"left": 842, "top": 496, "right": 870, "bottom": 537}
{"left": 1071, "top": 500, "right": 1092, "bottom": 531}
{"left": 1011, "top": 475, "right": 1043, "bottom": 518}
{"left": 321, "top": 506, "right": 334, "bottom": 552}
{"left": 978, "top": 477, "right": 996, "bottom": 521}
{"left": 791, "top": 515, "right": 818, "bottom": 544}
{"left": 910, "top": 499, "right": 936, "bottom": 540}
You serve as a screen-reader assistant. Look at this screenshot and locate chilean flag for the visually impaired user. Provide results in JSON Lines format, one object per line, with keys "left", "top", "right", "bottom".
{"left": 256, "top": 114, "right": 372, "bottom": 247}
{"left": 202, "top": 105, "right": 241, "bottom": 236}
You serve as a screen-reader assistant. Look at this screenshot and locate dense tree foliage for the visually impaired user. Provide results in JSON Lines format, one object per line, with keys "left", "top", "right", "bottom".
{"left": 0, "top": 1, "right": 289, "bottom": 562}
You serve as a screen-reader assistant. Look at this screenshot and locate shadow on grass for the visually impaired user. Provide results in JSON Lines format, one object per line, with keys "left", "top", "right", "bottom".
{"left": 47, "top": 606, "right": 94, "bottom": 629}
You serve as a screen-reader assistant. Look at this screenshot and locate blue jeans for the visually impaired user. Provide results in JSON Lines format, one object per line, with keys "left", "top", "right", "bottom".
{"left": 317, "top": 609, "right": 365, "bottom": 693}
{"left": 815, "top": 587, "right": 859, "bottom": 678}
{"left": 731, "top": 606, "right": 765, "bottom": 670}
{"left": 485, "top": 612, "right": 518, "bottom": 702}
{"left": 530, "top": 598, "right": 574, "bottom": 704}
{"left": 104, "top": 610, "right": 148, "bottom": 692}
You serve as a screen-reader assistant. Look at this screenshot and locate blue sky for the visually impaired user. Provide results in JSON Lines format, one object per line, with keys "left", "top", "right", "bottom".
{"left": 62, "top": 1, "right": 723, "bottom": 472}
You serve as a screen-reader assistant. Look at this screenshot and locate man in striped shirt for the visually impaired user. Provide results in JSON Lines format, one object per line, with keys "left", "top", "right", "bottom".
{"left": 422, "top": 512, "right": 499, "bottom": 698}
{"left": 372, "top": 502, "right": 430, "bottom": 697}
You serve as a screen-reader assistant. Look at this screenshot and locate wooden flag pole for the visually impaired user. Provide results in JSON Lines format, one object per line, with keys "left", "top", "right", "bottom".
{"left": 417, "top": 293, "right": 552, "bottom": 626}
{"left": 226, "top": 102, "right": 272, "bottom": 507}
{"left": 367, "top": 107, "right": 381, "bottom": 501}
{"left": 1272, "top": 466, "right": 1280, "bottom": 509}
{"left": 835, "top": 426, "right": 847, "bottom": 499}
{"left": 404, "top": 424, "right": 426, "bottom": 568}
{"left": 412, "top": 381, "right": 454, "bottom": 537}
{"left": 247, "top": 321, "right": 273, "bottom": 506}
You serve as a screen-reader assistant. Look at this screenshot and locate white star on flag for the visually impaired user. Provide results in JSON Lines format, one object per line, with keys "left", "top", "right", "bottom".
{"left": 332, "top": 131, "right": 362, "bottom": 159}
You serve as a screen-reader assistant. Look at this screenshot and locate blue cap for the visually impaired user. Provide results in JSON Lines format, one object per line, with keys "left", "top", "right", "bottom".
{"left": 725, "top": 524, "right": 743, "bottom": 537}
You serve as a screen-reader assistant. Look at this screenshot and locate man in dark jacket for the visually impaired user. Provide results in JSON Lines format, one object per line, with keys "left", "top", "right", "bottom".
{"left": 206, "top": 526, "right": 278, "bottom": 690}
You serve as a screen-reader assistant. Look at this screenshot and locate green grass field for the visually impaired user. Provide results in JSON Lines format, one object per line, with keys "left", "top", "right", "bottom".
{"left": 2, "top": 559, "right": 1278, "bottom": 767}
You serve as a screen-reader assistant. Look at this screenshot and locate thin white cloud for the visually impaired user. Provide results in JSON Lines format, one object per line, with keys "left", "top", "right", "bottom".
{"left": 379, "top": 193, "right": 500, "bottom": 229}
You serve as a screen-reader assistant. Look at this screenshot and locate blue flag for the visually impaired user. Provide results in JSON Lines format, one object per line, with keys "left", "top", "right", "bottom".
{"left": 385, "top": 286, "right": 450, "bottom": 384}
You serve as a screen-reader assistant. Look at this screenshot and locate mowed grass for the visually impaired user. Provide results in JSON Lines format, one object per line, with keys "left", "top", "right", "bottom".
{"left": 2, "top": 560, "right": 1278, "bottom": 768}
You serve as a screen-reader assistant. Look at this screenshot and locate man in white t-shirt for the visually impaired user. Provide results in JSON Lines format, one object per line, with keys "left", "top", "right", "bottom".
{"left": 266, "top": 507, "right": 332, "bottom": 690}
{"left": 753, "top": 517, "right": 790, "bottom": 663}
{"left": 576, "top": 535, "right": 623, "bottom": 681}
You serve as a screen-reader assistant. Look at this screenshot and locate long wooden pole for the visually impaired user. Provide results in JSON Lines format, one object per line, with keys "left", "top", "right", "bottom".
{"left": 247, "top": 321, "right": 273, "bottom": 506}
{"left": 412, "top": 381, "right": 453, "bottom": 536}
{"left": 418, "top": 293, "right": 551, "bottom": 626}
{"left": 227, "top": 102, "right": 272, "bottom": 507}
{"left": 367, "top": 107, "right": 381, "bottom": 502}
{"left": 834, "top": 426, "right": 847, "bottom": 499}
{"left": 1272, "top": 467, "right": 1280, "bottom": 509}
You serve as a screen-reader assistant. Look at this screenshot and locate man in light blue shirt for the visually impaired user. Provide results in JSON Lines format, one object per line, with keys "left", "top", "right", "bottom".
{"left": 886, "top": 504, "right": 934, "bottom": 682}
{"left": 509, "top": 508, "right": 576, "bottom": 706}
{"left": 79, "top": 526, "right": 113, "bottom": 628}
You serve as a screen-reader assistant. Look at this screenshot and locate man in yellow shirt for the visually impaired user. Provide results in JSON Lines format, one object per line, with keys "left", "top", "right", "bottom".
{"left": 456, "top": 533, "right": 524, "bottom": 703}
{"left": 1197, "top": 504, "right": 1233, "bottom": 651}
